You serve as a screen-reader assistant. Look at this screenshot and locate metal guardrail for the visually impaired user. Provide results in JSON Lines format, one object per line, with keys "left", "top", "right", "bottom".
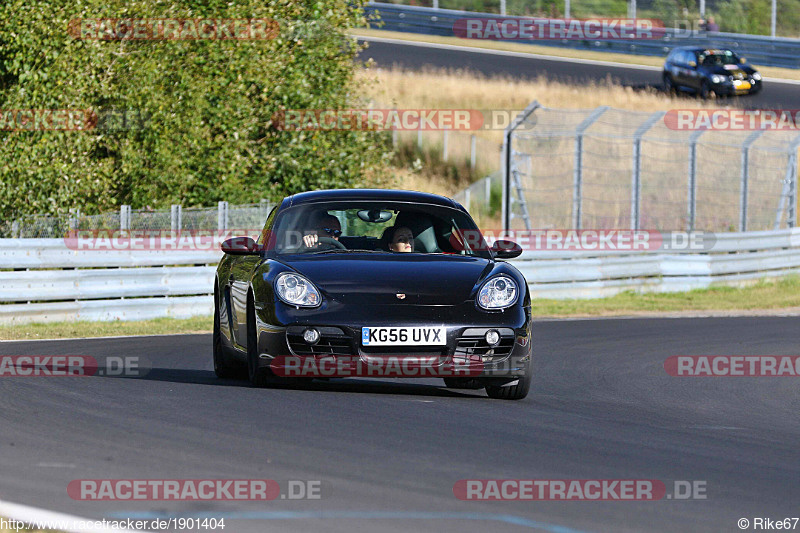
{"left": 2, "top": 228, "right": 800, "bottom": 324}
{"left": 365, "top": 2, "right": 800, "bottom": 69}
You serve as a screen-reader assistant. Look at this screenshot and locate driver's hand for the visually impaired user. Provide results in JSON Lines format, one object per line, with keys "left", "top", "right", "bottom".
{"left": 302, "top": 233, "right": 319, "bottom": 248}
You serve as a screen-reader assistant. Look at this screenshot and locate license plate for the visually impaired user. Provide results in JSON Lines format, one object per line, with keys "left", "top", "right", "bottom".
{"left": 361, "top": 327, "right": 447, "bottom": 346}
{"left": 733, "top": 80, "right": 751, "bottom": 90}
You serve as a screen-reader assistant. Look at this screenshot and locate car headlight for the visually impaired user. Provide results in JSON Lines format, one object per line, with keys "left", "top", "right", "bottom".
{"left": 275, "top": 272, "right": 321, "bottom": 308}
{"left": 752, "top": 72, "right": 762, "bottom": 81}
{"left": 711, "top": 75, "right": 727, "bottom": 84}
{"left": 477, "top": 276, "right": 518, "bottom": 310}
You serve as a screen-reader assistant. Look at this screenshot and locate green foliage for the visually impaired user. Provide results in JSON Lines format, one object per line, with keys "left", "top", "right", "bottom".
{"left": 0, "top": 0, "right": 393, "bottom": 217}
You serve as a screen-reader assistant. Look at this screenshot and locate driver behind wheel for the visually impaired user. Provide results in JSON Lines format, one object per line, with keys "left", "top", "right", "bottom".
{"left": 302, "top": 212, "right": 342, "bottom": 248}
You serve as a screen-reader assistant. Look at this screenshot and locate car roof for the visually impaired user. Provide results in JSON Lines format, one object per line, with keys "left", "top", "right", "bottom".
{"left": 285, "top": 189, "right": 461, "bottom": 209}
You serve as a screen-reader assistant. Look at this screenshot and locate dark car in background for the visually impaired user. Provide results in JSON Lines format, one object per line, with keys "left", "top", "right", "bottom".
{"left": 213, "top": 189, "right": 533, "bottom": 400}
{"left": 663, "top": 47, "right": 762, "bottom": 98}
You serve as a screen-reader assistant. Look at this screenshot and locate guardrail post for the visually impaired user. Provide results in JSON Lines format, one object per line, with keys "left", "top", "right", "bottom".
{"left": 120, "top": 205, "right": 131, "bottom": 230}
{"left": 631, "top": 111, "right": 665, "bottom": 230}
{"left": 740, "top": 131, "right": 763, "bottom": 232}
{"left": 786, "top": 135, "right": 800, "bottom": 228}
{"left": 687, "top": 129, "right": 706, "bottom": 231}
{"left": 465, "top": 188, "right": 471, "bottom": 212}
{"left": 485, "top": 175, "right": 492, "bottom": 209}
{"left": 573, "top": 106, "right": 609, "bottom": 230}
{"left": 170, "top": 205, "right": 182, "bottom": 231}
{"left": 218, "top": 201, "right": 229, "bottom": 231}
{"left": 11, "top": 220, "right": 19, "bottom": 238}
{"left": 470, "top": 134, "right": 477, "bottom": 170}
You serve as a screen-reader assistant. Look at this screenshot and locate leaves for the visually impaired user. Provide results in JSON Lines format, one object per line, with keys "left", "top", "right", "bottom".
{"left": 0, "top": 0, "right": 391, "bottom": 217}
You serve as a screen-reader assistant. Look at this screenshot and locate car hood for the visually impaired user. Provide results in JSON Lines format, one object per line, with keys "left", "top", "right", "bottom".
{"left": 280, "top": 253, "right": 495, "bottom": 306}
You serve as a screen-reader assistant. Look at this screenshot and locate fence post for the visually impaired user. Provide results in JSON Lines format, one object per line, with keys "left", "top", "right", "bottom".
{"left": 687, "top": 129, "right": 706, "bottom": 231}
{"left": 631, "top": 111, "right": 664, "bottom": 230}
{"left": 120, "top": 205, "right": 131, "bottom": 230}
{"left": 503, "top": 101, "right": 540, "bottom": 231}
{"left": 11, "top": 220, "right": 19, "bottom": 238}
{"left": 485, "top": 175, "right": 492, "bottom": 210}
{"left": 470, "top": 134, "right": 477, "bottom": 170}
{"left": 573, "top": 106, "right": 609, "bottom": 230}
{"left": 170, "top": 204, "right": 182, "bottom": 231}
{"left": 443, "top": 128, "right": 449, "bottom": 162}
{"left": 791, "top": 135, "right": 800, "bottom": 228}
{"left": 218, "top": 201, "right": 229, "bottom": 231}
{"left": 740, "top": 131, "right": 763, "bottom": 232}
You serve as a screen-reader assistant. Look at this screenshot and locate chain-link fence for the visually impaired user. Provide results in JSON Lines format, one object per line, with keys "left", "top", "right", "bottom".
{"left": 453, "top": 171, "right": 503, "bottom": 227}
{"left": 504, "top": 102, "right": 800, "bottom": 232}
{"left": 3, "top": 200, "right": 276, "bottom": 238}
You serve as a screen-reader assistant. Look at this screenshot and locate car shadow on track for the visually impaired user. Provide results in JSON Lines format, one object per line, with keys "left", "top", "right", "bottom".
{"left": 102, "top": 367, "right": 486, "bottom": 399}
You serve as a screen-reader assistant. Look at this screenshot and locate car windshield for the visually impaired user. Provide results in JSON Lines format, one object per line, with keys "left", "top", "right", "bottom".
{"left": 699, "top": 51, "right": 740, "bottom": 66}
{"left": 267, "top": 200, "right": 491, "bottom": 258}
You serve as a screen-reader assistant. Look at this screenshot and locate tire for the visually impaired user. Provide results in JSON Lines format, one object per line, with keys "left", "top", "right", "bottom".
{"left": 699, "top": 80, "right": 712, "bottom": 100}
{"left": 485, "top": 372, "right": 532, "bottom": 400}
{"left": 663, "top": 74, "right": 676, "bottom": 95}
{"left": 246, "top": 292, "right": 269, "bottom": 387}
{"left": 213, "top": 287, "right": 240, "bottom": 379}
{"left": 443, "top": 377, "right": 484, "bottom": 390}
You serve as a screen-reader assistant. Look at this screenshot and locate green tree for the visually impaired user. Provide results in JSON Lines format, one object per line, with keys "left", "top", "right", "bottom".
{"left": 0, "top": 0, "right": 392, "bottom": 217}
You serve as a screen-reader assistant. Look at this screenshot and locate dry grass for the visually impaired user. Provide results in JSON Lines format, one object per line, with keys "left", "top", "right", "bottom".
{"left": 358, "top": 65, "right": 722, "bottom": 145}
{"left": 352, "top": 28, "right": 800, "bottom": 82}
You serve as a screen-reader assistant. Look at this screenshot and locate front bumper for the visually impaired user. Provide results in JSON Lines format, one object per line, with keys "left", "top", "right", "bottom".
{"left": 712, "top": 77, "right": 762, "bottom": 95}
{"left": 253, "top": 303, "right": 532, "bottom": 379}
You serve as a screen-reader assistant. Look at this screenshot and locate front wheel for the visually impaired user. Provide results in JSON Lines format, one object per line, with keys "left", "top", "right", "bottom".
{"left": 247, "top": 294, "right": 269, "bottom": 387}
{"left": 699, "top": 80, "right": 712, "bottom": 100}
{"left": 485, "top": 372, "right": 532, "bottom": 400}
{"left": 213, "top": 288, "right": 241, "bottom": 379}
{"left": 663, "top": 74, "right": 676, "bottom": 95}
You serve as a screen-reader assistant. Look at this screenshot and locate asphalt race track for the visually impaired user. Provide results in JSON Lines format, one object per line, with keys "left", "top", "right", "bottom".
{"left": 1, "top": 317, "right": 799, "bottom": 532}
{"left": 358, "top": 37, "right": 800, "bottom": 110}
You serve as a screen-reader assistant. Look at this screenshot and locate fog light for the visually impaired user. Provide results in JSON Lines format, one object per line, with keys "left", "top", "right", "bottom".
{"left": 303, "top": 328, "right": 320, "bottom": 345}
{"left": 485, "top": 330, "right": 500, "bottom": 346}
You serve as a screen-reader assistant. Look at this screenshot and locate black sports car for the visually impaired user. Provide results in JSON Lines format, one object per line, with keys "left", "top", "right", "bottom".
{"left": 213, "top": 189, "right": 533, "bottom": 400}
{"left": 663, "top": 47, "right": 762, "bottom": 98}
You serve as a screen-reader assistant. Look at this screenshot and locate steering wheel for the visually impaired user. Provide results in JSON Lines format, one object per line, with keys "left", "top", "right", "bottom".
{"left": 317, "top": 237, "right": 346, "bottom": 250}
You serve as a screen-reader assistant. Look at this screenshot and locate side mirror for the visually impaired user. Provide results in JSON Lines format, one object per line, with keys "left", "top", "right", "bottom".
{"left": 491, "top": 240, "right": 522, "bottom": 259}
{"left": 688, "top": 61, "right": 697, "bottom": 67}
{"left": 221, "top": 236, "right": 259, "bottom": 255}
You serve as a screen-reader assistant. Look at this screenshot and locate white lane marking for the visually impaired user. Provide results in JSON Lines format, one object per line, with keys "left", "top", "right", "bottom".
{"left": 0, "top": 499, "right": 154, "bottom": 533}
{"left": 357, "top": 34, "right": 800, "bottom": 86}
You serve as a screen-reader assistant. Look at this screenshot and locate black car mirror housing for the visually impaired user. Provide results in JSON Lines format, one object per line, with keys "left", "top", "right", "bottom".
{"left": 491, "top": 240, "right": 523, "bottom": 259}
{"left": 221, "top": 236, "right": 259, "bottom": 255}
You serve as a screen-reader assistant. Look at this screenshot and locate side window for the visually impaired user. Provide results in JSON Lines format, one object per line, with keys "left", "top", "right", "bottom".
{"left": 257, "top": 206, "right": 278, "bottom": 245}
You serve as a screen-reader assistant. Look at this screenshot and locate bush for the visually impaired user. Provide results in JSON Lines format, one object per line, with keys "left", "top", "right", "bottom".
{"left": 0, "top": 0, "right": 392, "bottom": 217}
